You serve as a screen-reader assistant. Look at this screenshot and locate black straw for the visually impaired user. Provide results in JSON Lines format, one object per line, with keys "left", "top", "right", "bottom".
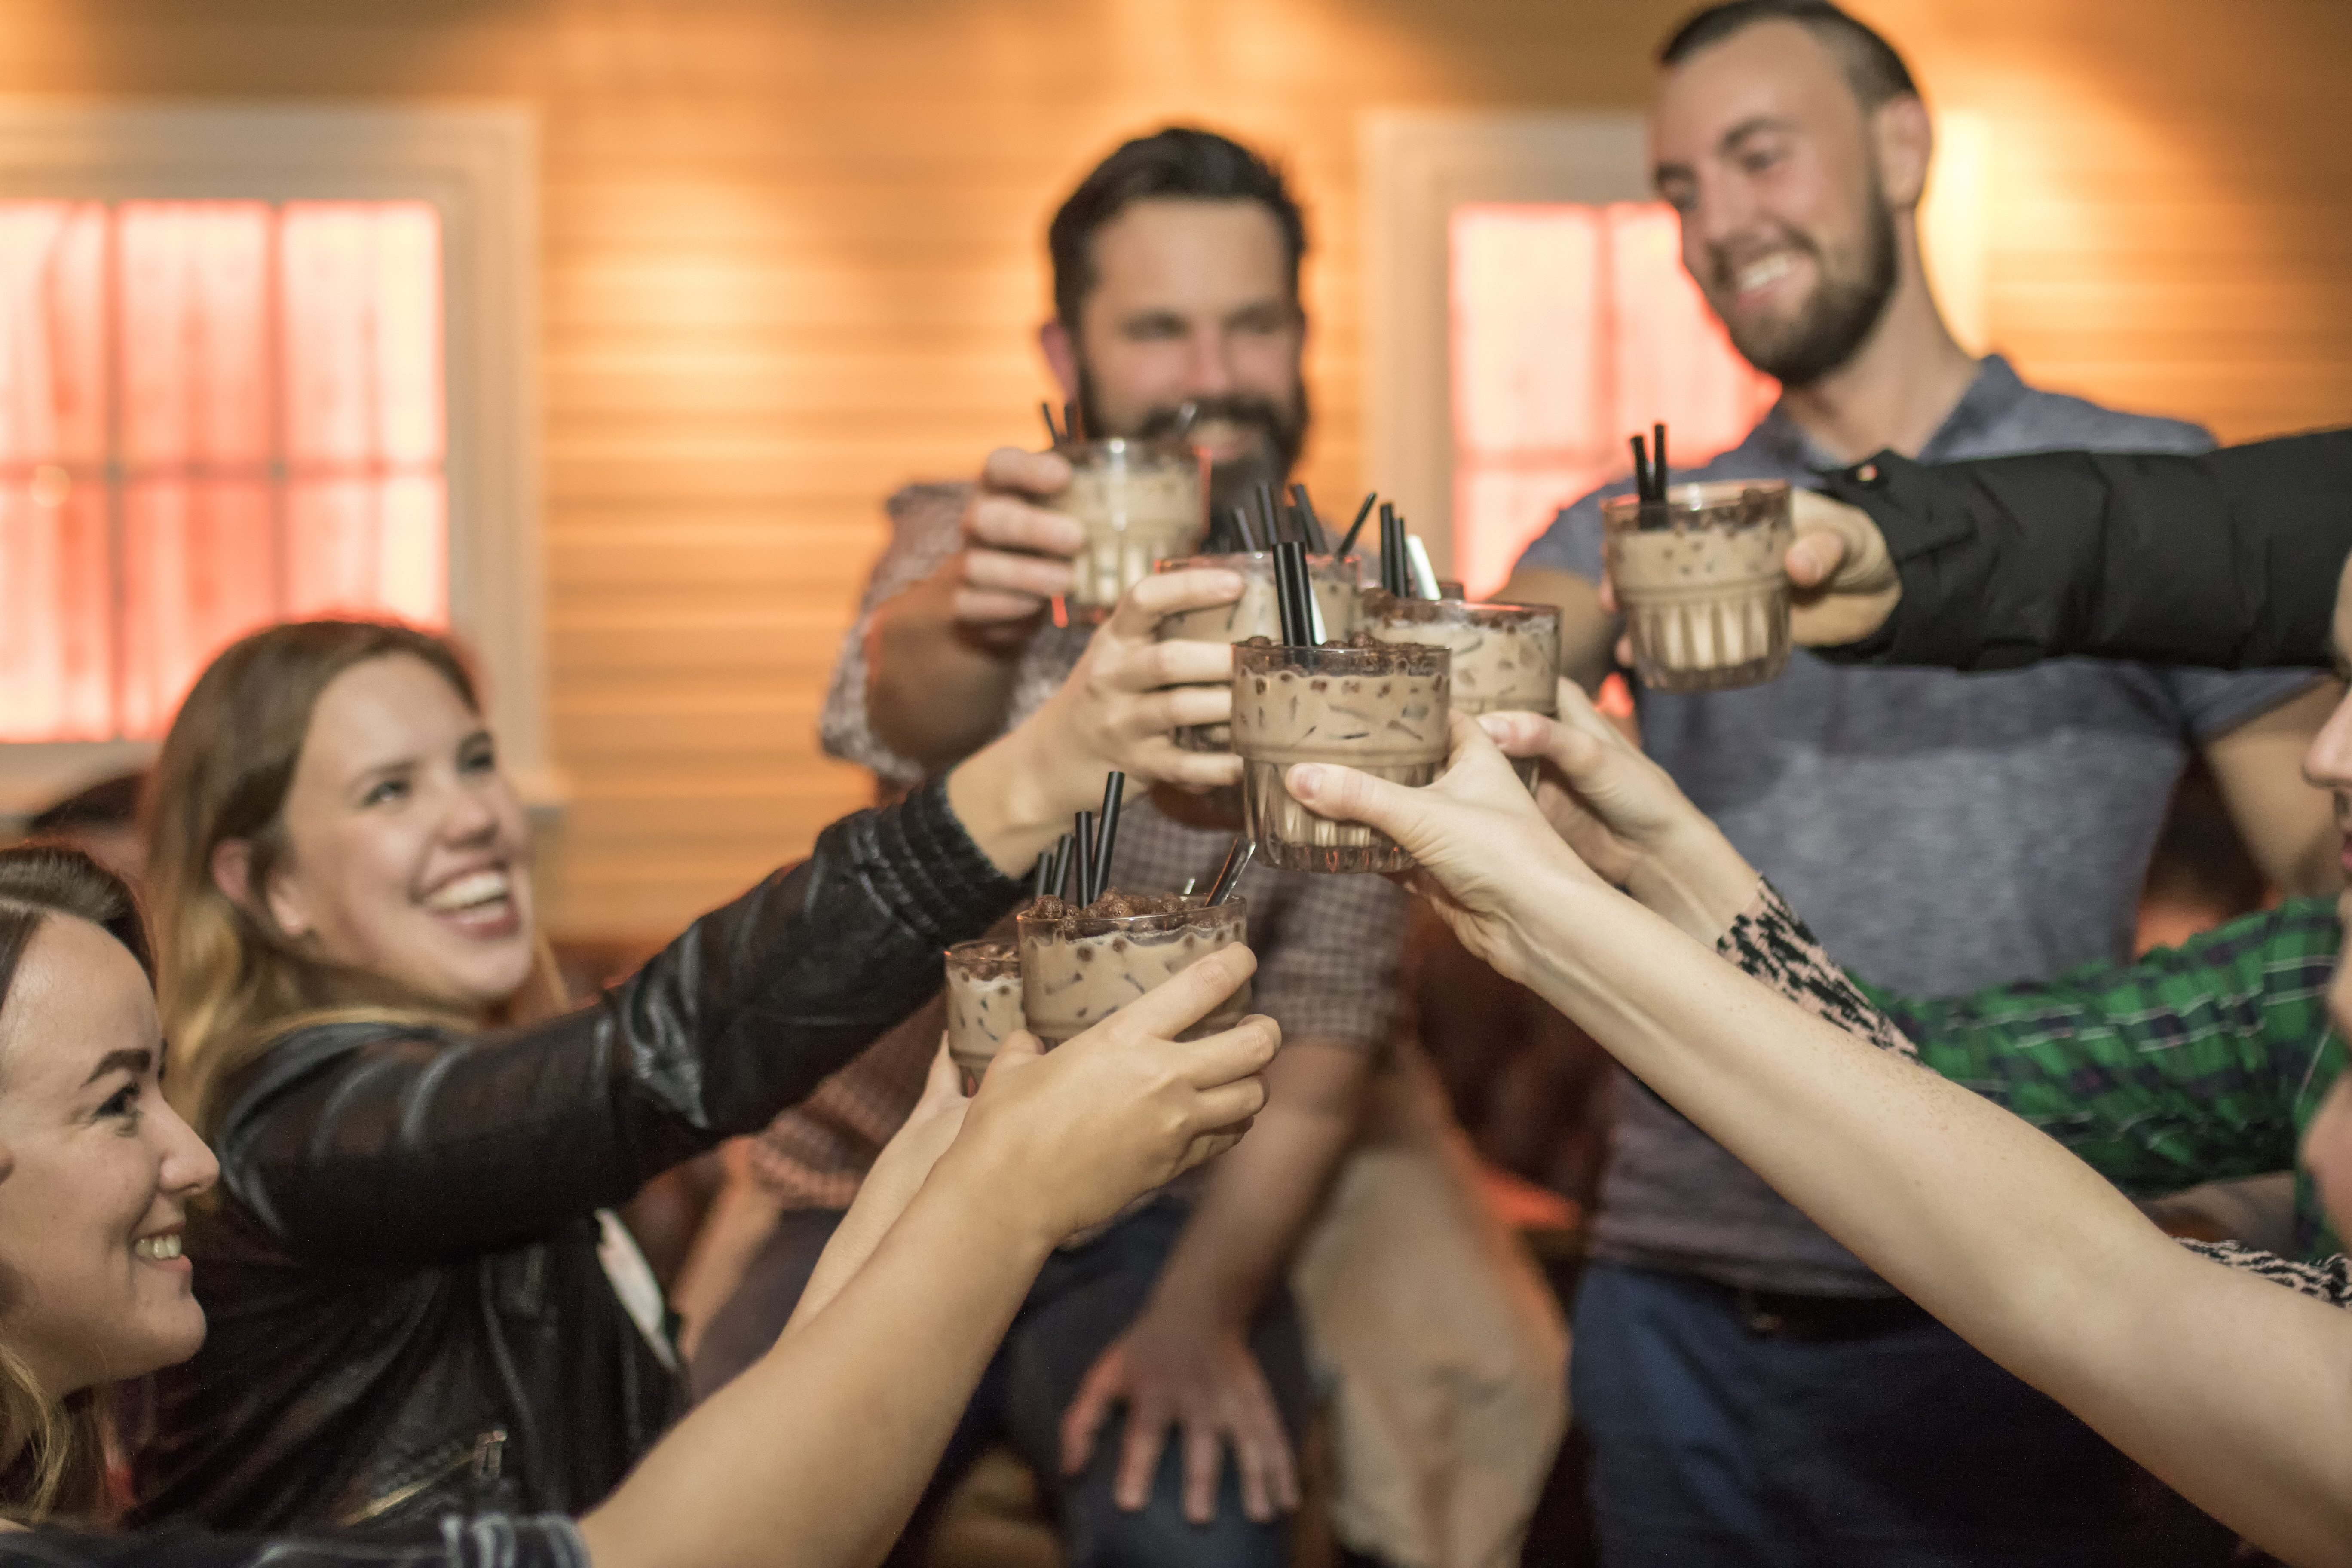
{"left": 1205, "top": 836, "right": 1256, "bottom": 905}
{"left": 1273, "top": 541, "right": 1314, "bottom": 646}
{"left": 1629, "top": 434, "right": 1652, "bottom": 502}
{"left": 1041, "top": 401, "right": 1064, "bottom": 445}
{"left": 1337, "top": 493, "right": 1376, "bottom": 557}
{"left": 1050, "top": 834, "right": 1074, "bottom": 899}
{"left": 1072, "top": 811, "right": 1095, "bottom": 908}
{"left": 1255, "top": 481, "right": 1286, "bottom": 547}
{"left": 1290, "top": 484, "right": 1329, "bottom": 552}
{"left": 1091, "top": 773, "right": 1126, "bottom": 903}
{"left": 1653, "top": 422, "right": 1668, "bottom": 499}
{"left": 1231, "top": 505, "right": 1259, "bottom": 553}
{"left": 1378, "top": 502, "right": 1407, "bottom": 596}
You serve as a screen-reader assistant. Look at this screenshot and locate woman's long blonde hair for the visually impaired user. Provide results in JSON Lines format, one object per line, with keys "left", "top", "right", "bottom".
{"left": 146, "top": 620, "right": 564, "bottom": 1136}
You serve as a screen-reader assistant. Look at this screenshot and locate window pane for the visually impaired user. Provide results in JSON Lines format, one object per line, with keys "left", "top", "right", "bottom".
{"left": 1602, "top": 205, "right": 1778, "bottom": 462}
{"left": 118, "top": 479, "right": 276, "bottom": 737}
{"left": 285, "top": 474, "right": 447, "bottom": 624}
{"left": 0, "top": 483, "right": 110, "bottom": 740}
{"left": 119, "top": 202, "right": 273, "bottom": 467}
{"left": 1449, "top": 201, "right": 1779, "bottom": 596}
{"left": 280, "top": 201, "right": 444, "bottom": 469}
{"left": 0, "top": 202, "right": 113, "bottom": 738}
{"left": 0, "top": 197, "right": 449, "bottom": 744}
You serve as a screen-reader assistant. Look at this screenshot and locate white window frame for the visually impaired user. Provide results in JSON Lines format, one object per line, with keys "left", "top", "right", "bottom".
{"left": 0, "top": 101, "right": 551, "bottom": 825}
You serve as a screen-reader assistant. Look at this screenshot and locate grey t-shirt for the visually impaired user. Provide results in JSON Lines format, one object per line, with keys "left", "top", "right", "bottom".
{"left": 1519, "top": 355, "right": 2320, "bottom": 1295}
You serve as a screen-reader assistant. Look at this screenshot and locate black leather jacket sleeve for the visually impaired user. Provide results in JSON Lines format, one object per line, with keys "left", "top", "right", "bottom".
{"left": 213, "top": 774, "right": 1024, "bottom": 1270}
{"left": 1813, "top": 428, "right": 2352, "bottom": 673}
{"left": 0, "top": 1515, "right": 588, "bottom": 1568}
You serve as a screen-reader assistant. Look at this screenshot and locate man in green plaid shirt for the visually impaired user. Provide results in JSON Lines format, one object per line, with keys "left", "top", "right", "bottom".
{"left": 1857, "top": 900, "right": 2345, "bottom": 1262}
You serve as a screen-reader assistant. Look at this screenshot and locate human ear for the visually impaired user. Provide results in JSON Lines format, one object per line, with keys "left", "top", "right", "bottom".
{"left": 1038, "top": 318, "right": 1080, "bottom": 403}
{"left": 1871, "top": 95, "right": 1933, "bottom": 210}
{"left": 212, "top": 839, "right": 309, "bottom": 941}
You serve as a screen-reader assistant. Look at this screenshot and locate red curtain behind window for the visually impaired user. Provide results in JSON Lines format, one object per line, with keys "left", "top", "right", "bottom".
{"left": 0, "top": 199, "right": 444, "bottom": 743}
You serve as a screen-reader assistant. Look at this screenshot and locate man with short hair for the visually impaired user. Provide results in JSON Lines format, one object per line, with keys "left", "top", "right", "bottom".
{"left": 691, "top": 128, "right": 1417, "bottom": 1568}
{"left": 1501, "top": 3, "right": 2341, "bottom": 1562}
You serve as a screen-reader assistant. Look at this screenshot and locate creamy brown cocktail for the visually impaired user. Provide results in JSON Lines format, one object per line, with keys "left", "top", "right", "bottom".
{"left": 1229, "top": 640, "right": 1449, "bottom": 873}
{"left": 1601, "top": 480, "right": 1794, "bottom": 692}
{"left": 1049, "top": 438, "right": 1207, "bottom": 621}
{"left": 1014, "top": 892, "right": 1250, "bottom": 1050}
{"left": 1364, "top": 594, "right": 1561, "bottom": 787}
{"left": 943, "top": 940, "right": 1023, "bottom": 1092}
{"left": 1158, "top": 551, "right": 1363, "bottom": 750}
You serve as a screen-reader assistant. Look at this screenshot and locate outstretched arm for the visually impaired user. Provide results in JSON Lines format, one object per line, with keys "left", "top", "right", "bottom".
{"left": 1284, "top": 718, "right": 2352, "bottom": 1566}
{"left": 579, "top": 950, "right": 1280, "bottom": 1568}
{"left": 1795, "top": 430, "right": 2352, "bottom": 671}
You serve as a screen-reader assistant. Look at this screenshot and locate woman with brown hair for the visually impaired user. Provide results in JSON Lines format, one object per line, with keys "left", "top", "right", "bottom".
{"left": 0, "top": 843, "right": 1273, "bottom": 1567}
{"left": 122, "top": 566, "right": 1258, "bottom": 1532}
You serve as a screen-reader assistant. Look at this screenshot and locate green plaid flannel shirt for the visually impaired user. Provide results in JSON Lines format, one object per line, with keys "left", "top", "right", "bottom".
{"left": 1859, "top": 896, "right": 2346, "bottom": 1261}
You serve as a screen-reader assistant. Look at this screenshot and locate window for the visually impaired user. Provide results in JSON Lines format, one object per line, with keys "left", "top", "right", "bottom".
{"left": 1449, "top": 201, "right": 1776, "bottom": 594}
{"left": 0, "top": 103, "right": 543, "bottom": 821}
{"left": 0, "top": 199, "right": 446, "bottom": 742}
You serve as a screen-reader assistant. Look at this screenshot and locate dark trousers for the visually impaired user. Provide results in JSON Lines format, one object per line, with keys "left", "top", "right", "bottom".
{"left": 1570, "top": 1262, "right": 2239, "bottom": 1568}
{"left": 692, "top": 1199, "right": 1311, "bottom": 1568}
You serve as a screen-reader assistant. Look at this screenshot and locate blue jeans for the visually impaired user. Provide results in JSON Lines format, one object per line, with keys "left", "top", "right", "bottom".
{"left": 693, "top": 1199, "right": 1310, "bottom": 1568}
{"left": 1570, "top": 1262, "right": 2237, "bottom": 1568}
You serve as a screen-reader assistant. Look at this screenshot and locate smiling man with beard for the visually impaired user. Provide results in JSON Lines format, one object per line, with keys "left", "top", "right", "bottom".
{"left": 1498, "top": 3, "right": 2341, "bottom": 1565}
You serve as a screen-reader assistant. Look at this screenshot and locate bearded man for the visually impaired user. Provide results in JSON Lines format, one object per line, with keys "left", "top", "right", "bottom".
{"left": 1499, "top": 3, "right": 2340, "bottom": 1564}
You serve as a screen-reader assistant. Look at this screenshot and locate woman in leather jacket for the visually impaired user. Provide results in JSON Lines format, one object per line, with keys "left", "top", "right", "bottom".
{"left": 121, "top": 566, "right": 1258, "bottom": 1532}
{"left": 0, "top": 842, "right": 1274, "bottom": 1568}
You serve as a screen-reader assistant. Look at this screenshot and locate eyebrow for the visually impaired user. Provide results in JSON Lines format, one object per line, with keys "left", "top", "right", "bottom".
{"left": 82, "top": 1047, "right": 152, "bottom": 1087}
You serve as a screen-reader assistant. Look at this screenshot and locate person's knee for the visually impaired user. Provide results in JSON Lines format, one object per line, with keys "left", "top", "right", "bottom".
{"left": 1060, "top": 1438, "right": 1291, "bottom": 1568}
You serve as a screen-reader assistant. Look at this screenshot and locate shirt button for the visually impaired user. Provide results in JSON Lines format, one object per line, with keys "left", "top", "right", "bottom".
{"left": 1854, "top": 462, "right": 1880, "bottom": 484}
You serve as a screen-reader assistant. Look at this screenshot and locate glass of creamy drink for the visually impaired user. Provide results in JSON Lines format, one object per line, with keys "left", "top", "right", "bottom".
{"left": 1229, "top": 640, "right": 1450, "bottom": 873}
{"left": 1600, "top": 479, "right": 1794, "bottom": 692}
{"left": 1014, "top": 893, "right": 1251, "bottom": 1050}
{"left": 1048, "top": 438, "right": 1208, "bottom": 622}
{"left": 1363, "top": 594, "right": 1561, "bottom": 788}
{"left": 942, "top": 940, "right": 1024, "bottom": 1092}
{"left": 1156, "top": 551, "right": 1364, "bottom": 750}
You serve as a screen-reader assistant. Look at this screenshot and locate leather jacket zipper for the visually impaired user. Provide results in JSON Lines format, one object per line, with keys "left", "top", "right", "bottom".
{"left": 343, "top": 1427, "right": 508, "bottom": 1525}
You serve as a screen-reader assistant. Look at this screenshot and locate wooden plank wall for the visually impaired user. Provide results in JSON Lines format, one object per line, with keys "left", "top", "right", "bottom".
{"left": 6, "top": 0, "right": 2348, "bottom": 938}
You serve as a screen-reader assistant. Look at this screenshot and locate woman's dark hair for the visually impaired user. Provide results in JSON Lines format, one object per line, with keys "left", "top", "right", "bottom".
{"left": 0, "top": 845, "right": 152, "bottom": 1008}
{"left": 0, "top": 844, "right": 151, "bottom": 1524}
{"left": 1047, "top": 126, "right": 1306, "bottom": 331}
{"left": 1660, "top": 0, "right": 1917, "bottom": 109}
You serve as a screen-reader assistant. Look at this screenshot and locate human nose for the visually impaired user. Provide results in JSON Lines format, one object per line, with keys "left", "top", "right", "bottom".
{"left": 1682, "top": 169, "right": 1761, "bottom": 265}
{"left": 440, "top": 770, "right": 504, "bottom": 845}
{"left": 154, "top": 1098, "right": 220, "bottom": 1199}
{"left": 2302, "top": 689, "right": 2352, "bottom": 793}
{"left": 1180, "top": 328, "right": 1237, "bottom": 399}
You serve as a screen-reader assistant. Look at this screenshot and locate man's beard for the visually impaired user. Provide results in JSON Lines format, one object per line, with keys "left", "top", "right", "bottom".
{"left": 1711, "top": 184, "right": 1899, "bottom": 390}
{"left": 1076, "top": 371, "right": 1310, "bottom": 518}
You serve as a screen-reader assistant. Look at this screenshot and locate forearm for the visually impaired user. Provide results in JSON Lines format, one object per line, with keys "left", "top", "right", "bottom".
{"left": 1508, "top": 874, "right": 2352, "bottom": 1559}
{"left": 1145, "top": 1044, "right": 1369, "bottom": 1324}
{"left": 868, "top": 576, "right": 1033, "bottom": 768}
{"left": 236, "top": 780, "right": 1023, "bottom": 1264}
{"left": 2203, "top": 680, "right": 2344, "bottom": 897}
{"left": 1816, "top": 434, "right": 2352, "bottom": 673}
{"left": 580, "top": 1149, "right": 1055, "bottom": 1568}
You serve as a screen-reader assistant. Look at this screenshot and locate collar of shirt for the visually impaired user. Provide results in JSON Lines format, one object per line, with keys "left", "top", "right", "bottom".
{"left": 1751, "top": 352, "right": 2025, "bottom": 475}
